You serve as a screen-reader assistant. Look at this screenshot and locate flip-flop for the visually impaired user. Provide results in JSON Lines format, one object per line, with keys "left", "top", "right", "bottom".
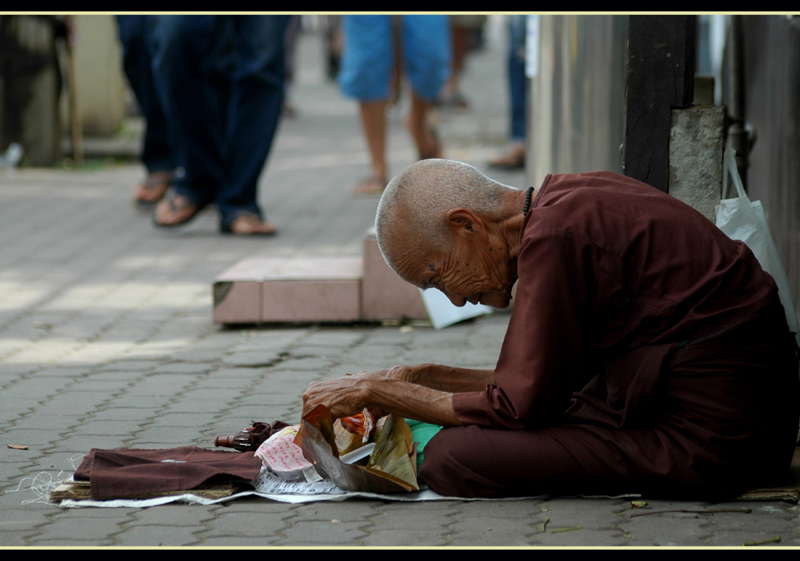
{"left": 133, "top": 176, "right": 172, "bottom": 208}
{"left": 152, "top": 190, "right": 205, "bottom": 228}
{"left": 353, "top": 174, "right": 387, "bottom": 196}
{"left": 221, "top": 212, "right": 279, "bottom": 236}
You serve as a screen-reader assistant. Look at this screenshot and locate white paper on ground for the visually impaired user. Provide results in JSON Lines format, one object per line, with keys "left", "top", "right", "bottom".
{"left": 419, "top": 288, "right": 493, "bottom": 330}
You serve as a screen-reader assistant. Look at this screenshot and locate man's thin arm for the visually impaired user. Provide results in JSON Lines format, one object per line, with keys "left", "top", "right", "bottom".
{"left": 398, "top": 363, "right": 494, "bottom": 393}
{"left": 360, "top": 377, "right": 461, "bottom": 426}
{"left": 301, "top": 364, "right": 494, "bottom": 425}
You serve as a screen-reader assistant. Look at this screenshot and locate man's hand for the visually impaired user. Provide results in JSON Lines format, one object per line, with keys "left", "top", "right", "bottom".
{"left": 301, "top": 365, "right": 417, "bottom": 418}
{"left": 301, "top": 365, "right": 463, "bottom": 427}
{"left": 302, "top": 372, "right": 371, "bottom": 419}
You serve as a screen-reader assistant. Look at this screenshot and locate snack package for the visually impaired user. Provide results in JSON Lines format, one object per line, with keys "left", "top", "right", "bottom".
{"left": 254, "top": 425, "right": 321, "bottom": 482}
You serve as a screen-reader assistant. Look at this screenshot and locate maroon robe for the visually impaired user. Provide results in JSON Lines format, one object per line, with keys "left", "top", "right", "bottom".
{"left": 420, "top": 171, "right": 800, "bottom": 499}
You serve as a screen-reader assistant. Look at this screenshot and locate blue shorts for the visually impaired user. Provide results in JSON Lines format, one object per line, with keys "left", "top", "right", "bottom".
{"left": 339, "top": 15, "right": 451, "bottom": 102}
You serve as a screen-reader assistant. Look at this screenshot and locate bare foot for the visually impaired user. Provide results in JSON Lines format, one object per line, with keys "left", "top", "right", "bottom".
{"left": 488, "top": 144, "right": 525, "bottom": 169}
{"left": 353, "top": 174, "right": 387, "bottom": 196}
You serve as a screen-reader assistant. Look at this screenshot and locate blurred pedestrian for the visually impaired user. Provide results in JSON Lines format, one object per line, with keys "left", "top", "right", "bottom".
{"left": 437, "top": 14, "right": 487, "bottom": 112}
{"left": 115, "top": 15, "right": 176, "bottom": 208}
{"left": 323, "top": 15, "right": 342, "bottom": 81}
{"left": 150, "top": 15, "right": 290, "bottom": 235}
{"left": 489, "top": 15, "right": 527, "bottom": 169}
{"left": 282, "top": 14, "right": 301, "bottom": 118}
{"left": 338, "top": 14, "right": 451, "bottom": 195}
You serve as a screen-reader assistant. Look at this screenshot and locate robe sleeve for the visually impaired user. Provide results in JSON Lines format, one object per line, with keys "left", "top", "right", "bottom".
{"left": 452, "top": 226, "right": 599, "bottom": 429}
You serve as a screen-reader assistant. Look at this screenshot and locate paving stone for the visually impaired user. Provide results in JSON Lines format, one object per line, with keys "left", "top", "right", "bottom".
{"left": 230, "top": 392, "right": 302, "bottom": 408}
{"left": 97, "top": 360, "right": 161, "bottom": 372}
{"left": 54, "top": 435, "right": 138, "bottom": 453}
{"left": 533, "top": 527, "right": 630, "bottom": 547}
{"left": 69, "top": 420, "right": 144, "bottom": 437}
{"left": 623, "top": 510, "right": 721, "bottom": 546}
{"left": 217, "top": 407, "right": 299, "bottom": 426}
{"left": 221, "top": 351, "right": 285, "bottom": 367}
{"left": 86, "top": 407, "right": 156, "bottom": 422}
{"left": 361, "top": 529, "right": 451, "bottom": 547}
{"left": 275, "top": 519, "right": 370, "bottom": 547}
{"left": 129, "top": 503, "right": 222, "bottom": 526}
{"left": 271, "top": 357, "right": 338, "bottom": 373}
{"left": 204, "top": 509, "right": 294, "bottom": 543}
{"left": 199, "top": 368, "right": 270, "bottom": 384}
{"left": 26, "top": 510, "right": 131, "bottom": 545}
{"left": 114, "top": 524, "right": 204, "bottom": 547}
{"left": 300, "top": 330, "right": 366, "bottom": 348}
{"left": 98, "top": 393, "right": 174, "bottom": 409}
{"left": 144, "top": 413, "right": 223, "bottom": 428}
{"left": 2, "top": 427, "right": 70, "bottom": 449}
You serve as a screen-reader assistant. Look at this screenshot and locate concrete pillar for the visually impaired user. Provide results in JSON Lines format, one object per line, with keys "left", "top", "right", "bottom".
{"left": 526, "top": 14, "right": 627, "bottom": 188}
{"left": 0, "top": 15, "right": 62, "bottom": 166}
{"left": 72, "top": 14, "right": 125, "bottom": 136}
{"left": 668, "top": 106, "right": 726, "bottom": 222}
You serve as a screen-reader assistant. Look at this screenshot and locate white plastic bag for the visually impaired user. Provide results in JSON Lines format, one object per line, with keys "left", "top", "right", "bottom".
{"left": 715, "top": 147, "right": 800, "bottom": 345}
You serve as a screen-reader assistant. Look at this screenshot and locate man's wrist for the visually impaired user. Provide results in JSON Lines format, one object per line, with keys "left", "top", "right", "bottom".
{"left": 383, "top": 365, "right": 416, "bottom": 383}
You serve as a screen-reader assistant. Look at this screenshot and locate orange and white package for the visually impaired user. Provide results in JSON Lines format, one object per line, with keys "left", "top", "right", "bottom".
{"left": 339, "top": 408, "right": 374, "bottom": 443}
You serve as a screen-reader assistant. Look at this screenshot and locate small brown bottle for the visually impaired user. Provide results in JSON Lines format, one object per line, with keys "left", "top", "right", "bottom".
{"left": 214, "top": 420, "right": 290, "bottom": 452}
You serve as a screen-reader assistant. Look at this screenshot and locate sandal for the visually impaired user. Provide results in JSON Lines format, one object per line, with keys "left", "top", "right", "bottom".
{"left": 437, "top": 92, "right": 470, "bottom": 112}
{"left": 353, "top": 174, "right": 387, "bottom": 196}
{"left": 153, "top": 190, "right": 205, "bottom": 228}
{"left": 222, "top": 212, "right": 279, "bottom": 236}
{"left": 133, "top": 173, "right": 172, "bottom": 208}
{"left": 488, "top": 145, "right": 526, "bottom": 169}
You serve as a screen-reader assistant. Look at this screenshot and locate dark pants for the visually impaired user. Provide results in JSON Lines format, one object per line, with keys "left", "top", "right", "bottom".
{"left": 150, "top": 15, "right": 289, "bottom": 229}
{"left": 507, "top": 15, "right": 527, "bottom": 144}
{"left": 116, "top": 15, "right": 175, "bottom": 174}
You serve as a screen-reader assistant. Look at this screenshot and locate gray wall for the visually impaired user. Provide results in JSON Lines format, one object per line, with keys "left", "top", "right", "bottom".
{"left": 739, "top": 16, "right": 800, "bottom": 320}
{"left": 527, "top": 15, "right": 627, "bottom": 188}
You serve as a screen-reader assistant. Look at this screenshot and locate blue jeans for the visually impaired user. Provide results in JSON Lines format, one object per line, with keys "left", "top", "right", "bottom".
{"left": 151, "top": 15, "right": 289, "bottom": 229}
{"left": 508, "top": 15, "right": 527, "bottom": 144}
{"left": 115, "top": 15, "right": 175, "bottom": 174}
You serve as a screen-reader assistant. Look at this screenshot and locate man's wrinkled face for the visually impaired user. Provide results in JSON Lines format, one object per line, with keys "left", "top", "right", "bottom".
{"left": 396, "top": 235, "right": 516, "bottom": 309}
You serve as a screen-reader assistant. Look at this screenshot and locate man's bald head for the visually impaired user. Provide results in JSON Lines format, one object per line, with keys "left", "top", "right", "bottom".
{"left": 375, "top": 159, "right": 516, "bottom": 277}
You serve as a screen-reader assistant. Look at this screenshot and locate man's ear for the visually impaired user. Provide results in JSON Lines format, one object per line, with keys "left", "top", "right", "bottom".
{"left": 445, "top": 208, "right": 485, "bottom": 238}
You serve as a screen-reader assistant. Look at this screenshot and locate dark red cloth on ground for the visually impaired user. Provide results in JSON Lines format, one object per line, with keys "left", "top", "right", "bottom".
{"left": 74, "top": 446, "right": 262, "bottom": 500}
{"left": 421, "top": 171, "right": 800, "bottom": 499}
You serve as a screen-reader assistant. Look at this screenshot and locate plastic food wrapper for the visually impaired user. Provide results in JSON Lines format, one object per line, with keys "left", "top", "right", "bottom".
{"left": 339, "top": 408, "right": 374, "bottom": 443}
{"left": 296, "top": 405, "right": 419, "bottom": 493}
{"left": 254, "top": 425, "right": 322, "bottom": 482}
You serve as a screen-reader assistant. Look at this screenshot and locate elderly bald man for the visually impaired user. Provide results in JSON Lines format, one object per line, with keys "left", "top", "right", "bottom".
{"left": 302, "top": 158, "right": 800, "bottom": 500}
